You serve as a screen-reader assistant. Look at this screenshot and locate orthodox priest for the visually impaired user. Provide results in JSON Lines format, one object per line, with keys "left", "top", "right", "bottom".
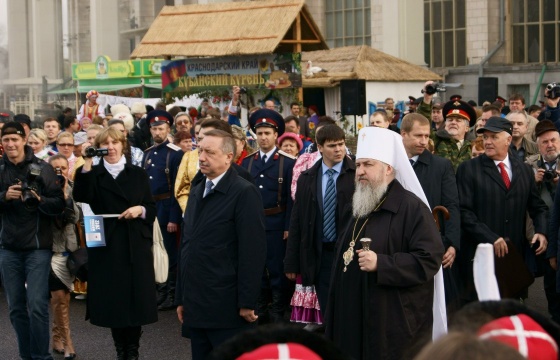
{"left": 325, "top": 127, "right": 445, "bottom": 360}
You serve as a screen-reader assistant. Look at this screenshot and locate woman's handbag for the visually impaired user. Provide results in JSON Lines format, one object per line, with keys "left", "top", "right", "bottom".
{"left": 67, "top": 222, "right": 88, "bottom": 281}
{"left": 153, "top": 218, "right": 169, "bottom": 284}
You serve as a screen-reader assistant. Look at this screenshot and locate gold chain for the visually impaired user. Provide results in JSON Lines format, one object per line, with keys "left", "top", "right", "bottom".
{"left": 342, "top": 197, "right": 386, "bottom": 272}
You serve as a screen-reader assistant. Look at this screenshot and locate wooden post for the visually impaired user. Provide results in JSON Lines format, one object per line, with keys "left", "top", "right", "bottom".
{"left": 294, "top": 13, "right": 303, "bottom": 102}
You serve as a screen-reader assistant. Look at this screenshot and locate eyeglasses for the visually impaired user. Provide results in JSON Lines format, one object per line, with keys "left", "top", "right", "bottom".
{"left": 57, "top": 143, "right": 74, "bottom": 147}
{"left": 176, "top": 121, "right": 189, "bottom": 125}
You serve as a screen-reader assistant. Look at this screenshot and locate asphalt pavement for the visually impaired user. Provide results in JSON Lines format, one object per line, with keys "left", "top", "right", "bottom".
{"left": 0, "top": 278, "right": 552, "bottom": 359}
{"left": 0, "top": 287, "right": 192, "bottom": 359}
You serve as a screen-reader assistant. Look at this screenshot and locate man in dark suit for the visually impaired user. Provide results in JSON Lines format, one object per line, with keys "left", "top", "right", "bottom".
{"left": 456, "top": 116, "right": 548, "bottom": 302}
{"left": 284, "top": 124, "right": 355, "bottom": 319}
{"left": 176, "top": 130, "right": 266, "bottom": 360}
{"left": 401, "top": 113, "right": 461, "bottom": 310}
{"left": 241, "top": 109, "right": 296, "bottom": 323}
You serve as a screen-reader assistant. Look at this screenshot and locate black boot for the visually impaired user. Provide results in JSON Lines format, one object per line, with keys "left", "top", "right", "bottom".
{"left": 125, "top": 326, "right": 142, "bottom": 360}
{"left": 270, "top": 290, "right": 286, "bottom": 323}
{"left": 158, "top": 270, "right": 176, "bottom": 311}
{"left": 156, "top": 282, "right": 167, "bottom": 306}
{"left": 111, "top": 328, "right": 127, "bottom": 360}
{"left": 256, "top": 288, "right": 271, "bottom": 325}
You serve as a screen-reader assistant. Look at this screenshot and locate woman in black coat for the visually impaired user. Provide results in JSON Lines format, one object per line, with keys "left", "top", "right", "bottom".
{"left": 73, "top": 127, "right": 157, "bottom": 359}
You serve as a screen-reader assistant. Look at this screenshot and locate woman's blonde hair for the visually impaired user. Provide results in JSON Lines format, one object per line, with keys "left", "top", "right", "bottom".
{"left": 94, "top": 127, "right": 126, "bottom": 149}
{"left": 56, "top": 131, "right": 74, "bottom": 144}
{"left": 28, "top": 128, "right": 48, "bottom": 144}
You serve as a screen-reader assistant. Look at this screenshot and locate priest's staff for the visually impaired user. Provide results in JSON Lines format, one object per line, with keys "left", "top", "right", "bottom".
{"left": 432, "top": 205, "right": 450, "bottom": 231}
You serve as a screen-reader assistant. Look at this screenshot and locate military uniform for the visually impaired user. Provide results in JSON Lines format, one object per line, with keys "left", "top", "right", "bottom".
{"left": 434, "top": 96, "right": 478, "bottom": 172}
{"left": 241, "top": 109, "right": 296, "bottom": 323}
{"left": 142, "top": 110, "right": 184, "bottom": 310}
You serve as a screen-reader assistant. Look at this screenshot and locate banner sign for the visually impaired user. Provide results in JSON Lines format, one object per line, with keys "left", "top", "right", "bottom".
{"left": 72, "top": 56, "right": 163, "bottom": 81}
{"left": 161, "top": 53, "right": 302, "bottom": 92}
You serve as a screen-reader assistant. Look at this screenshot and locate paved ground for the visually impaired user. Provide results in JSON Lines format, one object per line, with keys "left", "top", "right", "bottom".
{"left": 0, "top": 278, "right": 552, "bottom": 359}
{"left": 0, "top": 287, "right": 191, "bottom": 359}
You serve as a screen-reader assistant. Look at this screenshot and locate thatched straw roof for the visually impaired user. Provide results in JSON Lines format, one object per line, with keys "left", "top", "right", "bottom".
{"left": 131, "top": 0, "right": 327, "bottom": 59}
{"left": 302, "top": 46, "right": 442, "bottom": 88}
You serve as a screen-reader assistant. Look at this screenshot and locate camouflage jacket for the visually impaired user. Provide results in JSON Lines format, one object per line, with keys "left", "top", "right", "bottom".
{"left": 434, "top": 128, "right": 475, "bottom": 172}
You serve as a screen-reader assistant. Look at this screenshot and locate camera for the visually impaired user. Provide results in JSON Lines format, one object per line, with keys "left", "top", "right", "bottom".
{"left": 543, "top": 169, "right": 558, "bottom": 183}
{"left": 422, "top": 82, "right": 447, "bottom": 95}
{"left": 546, "top": 83, "right": 560, "bottom": 99}
{"left": 55, "top": 167, "right": 65, "bottom": 186}
{"left": 16, "top": 164, "right": 42, "bottom": 209}
{"left": 239, "top": 87, "right": 247, "bottom": 94}
{"left": 84, "top": 146, "right": 109, "bottom": 158}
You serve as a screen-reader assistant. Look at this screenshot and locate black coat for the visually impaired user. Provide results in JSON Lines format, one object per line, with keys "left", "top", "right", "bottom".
{"left": 325, "top": 181, "right": 444, "bottom": 360}
{"left": 456, "top": 154, "right": 547, "bottom": 300}
{"left": 413, "top": 149, "right": 460, "bottom": 250}
{"left": 284, "top": 156, "right": 355, "bottom": 285}
{"left": 176, "top": 166, "right": 266, "bottom": 328}
{"left": 73, "top": 163, "right": 157, "bottom": 328}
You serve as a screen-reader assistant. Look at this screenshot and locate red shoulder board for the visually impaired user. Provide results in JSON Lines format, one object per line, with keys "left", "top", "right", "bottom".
{"left": 254, "top": 153, "right": 259, "bottom": 160}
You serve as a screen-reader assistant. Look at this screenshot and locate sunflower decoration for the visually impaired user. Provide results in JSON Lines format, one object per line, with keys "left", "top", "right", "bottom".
{"left": 259, "top": 59, "right": 269, "bottom": 73}
{"left": 357, "top": 122, "right": 364, "bottom": 130}
{"left": 308, "top": 122, "right": 315, "bottom": 130}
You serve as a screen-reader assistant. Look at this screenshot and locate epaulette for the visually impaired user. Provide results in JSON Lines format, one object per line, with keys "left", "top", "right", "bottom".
{"left": 277, "top": 150, "right": 297, "bottom": 160}
{"left": 167, "top": 143, "right": 182, "bottom": 151}
{"left": 144, "top": 145, "right": 155, "bottom": 152}
{"left": 247, "top": 150, "right": 259, "bottom": 160}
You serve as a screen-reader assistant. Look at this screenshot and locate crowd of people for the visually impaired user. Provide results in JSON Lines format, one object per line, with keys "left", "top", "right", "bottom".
{"left": 2, "top": 82, "right": 560, "bottom": 360}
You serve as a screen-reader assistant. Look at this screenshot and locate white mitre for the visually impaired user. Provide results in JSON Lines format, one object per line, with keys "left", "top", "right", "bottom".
{"left": 356, "top": 127, "right": 430, "bottom": 209}
{"left": 356, "top": 126, "right": 448, "bottom": 339}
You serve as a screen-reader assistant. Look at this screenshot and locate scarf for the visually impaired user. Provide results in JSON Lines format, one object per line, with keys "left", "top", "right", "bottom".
{"left": 103, "top": 155, "right": 126, "bottom": 179}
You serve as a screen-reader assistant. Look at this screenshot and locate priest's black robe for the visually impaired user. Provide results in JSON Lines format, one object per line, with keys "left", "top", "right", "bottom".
{"left": 325, "top": 180, "right": 444, "bottom": 360}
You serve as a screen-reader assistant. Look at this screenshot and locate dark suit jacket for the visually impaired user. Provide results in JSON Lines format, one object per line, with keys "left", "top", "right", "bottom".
{"left": 284, "top": 156, "right": 355, "bottom": 285}
{"left": 456, "top": 154, "right": 547, "bottom": 299}
{"left": 176, "top": 166, "right": 266, "bottom": 328}
{"left": 413, "top": 149, "right": 460, "bottom": 250}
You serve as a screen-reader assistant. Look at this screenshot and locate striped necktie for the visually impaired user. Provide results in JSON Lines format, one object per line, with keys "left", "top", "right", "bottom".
{"left": 323, "top": 169, "right": 337, "bottom": 242}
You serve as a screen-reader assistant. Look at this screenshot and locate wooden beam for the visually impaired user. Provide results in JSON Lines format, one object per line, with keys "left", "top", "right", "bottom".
{"left": 300, "top": 10, "right": 322, "bottom": 43}
{"left": 296, "top": 13, "right": 303, "bottom": 102}
{"left": 141, "top": 36, "right": 276, "bottom": 45}
{"left": 280, "top": 39, "right": 322, "bottom": 44}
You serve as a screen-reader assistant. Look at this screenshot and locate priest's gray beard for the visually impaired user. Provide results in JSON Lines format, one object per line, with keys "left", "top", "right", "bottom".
{"left": 352, "top": 179, "right": 388, "bottom": 218}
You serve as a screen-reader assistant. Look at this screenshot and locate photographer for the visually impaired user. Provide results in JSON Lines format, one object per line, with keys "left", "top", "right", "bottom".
{"left": 48, "top": 154, "right": 79, "bottom": 360}
{"left": 538, "top": 83, "right": 560, "bottom": 129}
{"left": 0, "top": 122, "right": 65, "bottom": 359}
{"left": 526, "top": 120, "right": 560, "bottom": 323}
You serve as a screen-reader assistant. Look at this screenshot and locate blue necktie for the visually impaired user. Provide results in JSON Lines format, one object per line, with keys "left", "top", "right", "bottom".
{"left": 323, "top": 169, "right": 337, "bottom": 242}
{"left": 203, "top": 181, "right": 214, "bottom": 198}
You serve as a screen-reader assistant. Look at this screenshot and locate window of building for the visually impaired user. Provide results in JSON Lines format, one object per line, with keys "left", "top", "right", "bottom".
{"left": 325, "top": 0, "right": 371, "bottom": 48}
{"left": 507, "top": 84, "right": 530, "bottom": 105}
{"left": 512, "top": 0, "right": 559, "bottom": 64}
{"left": 423, "top": 0, "right": 466, "bottom": 68}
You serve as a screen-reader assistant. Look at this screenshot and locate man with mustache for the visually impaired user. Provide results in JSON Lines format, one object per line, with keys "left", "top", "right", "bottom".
{"left": 142, "top": 110, "right": 184, "bottom": 311}
{"left": 325, "top": 127, "right": 444, "bottom": 360}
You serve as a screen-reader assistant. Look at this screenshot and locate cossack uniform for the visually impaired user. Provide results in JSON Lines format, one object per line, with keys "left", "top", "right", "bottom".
{"left": 142, "top": 110, "right": 184, "bottom": 310}
{"left": 241, "top": 109, "right": 296, "bottom": 323}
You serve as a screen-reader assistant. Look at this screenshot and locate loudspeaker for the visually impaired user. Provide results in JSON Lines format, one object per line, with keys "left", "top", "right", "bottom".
{"left": 478, "top": 77, "right": 499, "bottom": 105}
{"left": 340, "top": 79, "right": 366, "bottom": 115}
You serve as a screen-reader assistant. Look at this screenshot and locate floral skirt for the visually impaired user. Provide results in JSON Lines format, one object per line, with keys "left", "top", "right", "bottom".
{"left": 290, "top": 275, "right": 323, "bottom": 324}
